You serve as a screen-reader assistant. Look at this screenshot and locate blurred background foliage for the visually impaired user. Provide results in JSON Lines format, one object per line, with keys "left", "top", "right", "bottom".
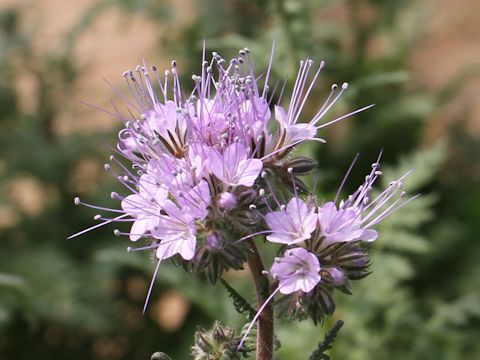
{"left": 1, "top": 0, "right": 479, "bottom": 359}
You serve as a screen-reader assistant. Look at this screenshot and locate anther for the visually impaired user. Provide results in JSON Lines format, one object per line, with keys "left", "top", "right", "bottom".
{"left": 113, "top": 229, "right": 121, "bottom": 237}
{"left": 259, "top": 189, "right": 265, "bottom": 196}
{"left": 342, "top": 82, "right": 349, "bottom": 89}
{"left": 94, "top": 214, "right": 102, "bottom": 220}
{"left": 287, "top": 167, "right": 293, "bottom": 173}
{"left": 331, "top": 84, "right": 338, "bottom": 90}
{"left": 127, "top": 246, "right": 132, "bottom": 253}
{"left": 249, "top": 204, "right": 256, "bottom": 210}
{"left": 74, "top": 197, "right": 81, "bottom": 205}
{"left": 104, "top": 164, "right": 111, "bottom": 171}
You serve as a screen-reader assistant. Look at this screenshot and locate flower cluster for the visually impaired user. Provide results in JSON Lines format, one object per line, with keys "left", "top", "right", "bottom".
{"left": 71, "top": 46, "right": 416, "bottom": 332}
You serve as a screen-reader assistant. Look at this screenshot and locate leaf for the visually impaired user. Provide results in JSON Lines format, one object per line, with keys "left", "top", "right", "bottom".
{"left": 308, "top": 320, "right": 344, "bottom": 360}
{"left": 220, "top": 279, "right": 256, "bottom": 320}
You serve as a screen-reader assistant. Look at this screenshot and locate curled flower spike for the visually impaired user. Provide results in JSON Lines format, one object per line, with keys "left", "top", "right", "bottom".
{"left": 317, "top": 155, "right": 419, "bottom": 247}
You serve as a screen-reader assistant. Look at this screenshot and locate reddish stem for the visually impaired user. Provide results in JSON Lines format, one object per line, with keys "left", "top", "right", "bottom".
{"left": 247, "top": 240, "right": 274, "bottom": 360}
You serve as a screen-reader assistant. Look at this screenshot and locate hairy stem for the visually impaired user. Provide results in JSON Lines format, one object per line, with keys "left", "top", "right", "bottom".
{"left": 247, "top": 240, "right": 274, "bottom": 360}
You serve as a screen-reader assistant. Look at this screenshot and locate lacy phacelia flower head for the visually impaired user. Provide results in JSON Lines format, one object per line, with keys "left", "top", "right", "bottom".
{"left": 70, "top": 45, "right": 390, "bottom": 314}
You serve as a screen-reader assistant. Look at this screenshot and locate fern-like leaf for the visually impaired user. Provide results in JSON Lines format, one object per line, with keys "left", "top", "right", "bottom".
{"left": 220, "top": 279, "right": 256, "bottom": 320}
{"left": 308, "top": 320, "right": 344, "bottom": 360}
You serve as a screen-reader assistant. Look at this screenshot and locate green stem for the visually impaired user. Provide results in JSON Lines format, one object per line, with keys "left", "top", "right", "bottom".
{"left": 247, "top": 240, "right": 274, "bottom": 360}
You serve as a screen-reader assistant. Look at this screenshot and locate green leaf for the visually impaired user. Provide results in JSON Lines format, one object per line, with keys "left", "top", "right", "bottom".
{"left": 308, "top": 320, "right": 344, "bottom": 360}
{"left": 220, "top": 279, "right": 256, "bottom": 320}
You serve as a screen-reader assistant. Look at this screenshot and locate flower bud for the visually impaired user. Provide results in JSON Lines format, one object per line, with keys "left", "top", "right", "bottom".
{"left": 218, "top": 192, "right": 237, "bottom": 211}
{"left": 205, "top": 231, "right": 225, "bottom": 252}
{"left": 284, "top": 156, "right": 318, "bottom": 174}
{"left": 151, "top": 353, "right": 172, "bottom": 360}
{"left": 323, "top": 267, "right": 346, "bottom": 286}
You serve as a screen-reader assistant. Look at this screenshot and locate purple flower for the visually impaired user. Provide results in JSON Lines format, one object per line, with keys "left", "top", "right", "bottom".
{"left": 318, "top": 158, "right": 418, "bottom": 246}
{"left": 120, "top": 174, "right": 168, "bottom": 241}
{"left": 177, "top": 180, "right": 211, "bottom": 220}
{"left": 317, "top": 202, "right": 378, "bottom": 245}
{"left": 270, "top": 247, "right": 321, "bottom": 294}
{"left": 274, "top": 105, "right": 317, "bottom": 146}
{"left": 152, "top": 200, "right": 197, "bottom": 261}
{"left": 208, "top": 142, "right": 263, "bottom": 187}
{"left": 265, "top": 197, "right": 317, "bottom": 244}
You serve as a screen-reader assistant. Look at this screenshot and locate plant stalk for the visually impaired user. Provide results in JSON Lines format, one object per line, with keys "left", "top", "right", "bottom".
{"left": 247, "top": 240, "right": 274, "bottom": 360}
